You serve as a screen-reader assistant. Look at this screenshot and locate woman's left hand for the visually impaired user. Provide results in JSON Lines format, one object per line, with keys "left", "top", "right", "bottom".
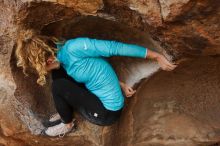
{"left": 120, "top": 82, "right": 136, "bottom": 97}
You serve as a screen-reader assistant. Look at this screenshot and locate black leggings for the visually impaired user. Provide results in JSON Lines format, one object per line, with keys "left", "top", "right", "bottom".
{"left": 52, "top": 67, "right": 122, "bottom": 126}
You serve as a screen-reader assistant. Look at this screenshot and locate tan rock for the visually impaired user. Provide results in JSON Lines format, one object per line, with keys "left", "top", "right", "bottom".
{"left": 159, "top": 0, "right": 193, "bottom": 21}
{"left": 128, "top": 0, "right": 163, "bottom": 26}
{"left": 117, "top": 56, "right": 220, "bottom": 146}
{"left": 0, "top": 0, "right": 220, "bottom": 145}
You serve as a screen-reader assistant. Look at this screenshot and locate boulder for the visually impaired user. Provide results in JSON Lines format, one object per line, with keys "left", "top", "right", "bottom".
{"left": 0, "top": 0, "right": 219, "bottom": 146}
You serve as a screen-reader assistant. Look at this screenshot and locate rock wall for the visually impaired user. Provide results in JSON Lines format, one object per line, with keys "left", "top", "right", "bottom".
{"left": 103, "top": 0, "right": 220, "bottom": 57}
{"left": 0, "top": 0, "right": 219, "bottom": 146}
{"left": 117, "top": 56, "right": 220, "bottom": 146}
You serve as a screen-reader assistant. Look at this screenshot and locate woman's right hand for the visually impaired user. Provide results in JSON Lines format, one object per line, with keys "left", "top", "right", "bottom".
{"left": 156, "top": 54, "right": 177, "bottom": 71}
{"left": 146, "top": 49, "right": 177, "bottom": 71}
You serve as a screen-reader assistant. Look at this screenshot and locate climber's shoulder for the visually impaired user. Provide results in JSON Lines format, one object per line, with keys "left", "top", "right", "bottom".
{"left": 64, "top": 37, "right": 90, "bottom": 51}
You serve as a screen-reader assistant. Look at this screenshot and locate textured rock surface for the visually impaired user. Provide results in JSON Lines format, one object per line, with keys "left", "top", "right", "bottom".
{"left": 159, "top": 0, "right": 192, "bottom": 21}
{"left": 128, "top": 0, "right": 163, "bottom": 26}
{"left": 103, "top": 0, "right": 220, "bottom": 58}
{"left": 0, "top": 0, "right": 219, "bottom": 146}
{"left": 117, "top": 56, "right": 220, "bottom": 146}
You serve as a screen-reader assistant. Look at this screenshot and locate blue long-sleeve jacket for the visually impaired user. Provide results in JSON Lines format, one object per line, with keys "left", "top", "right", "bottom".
{"left": 56, "top": 37, "right": 147, "bottom": 111}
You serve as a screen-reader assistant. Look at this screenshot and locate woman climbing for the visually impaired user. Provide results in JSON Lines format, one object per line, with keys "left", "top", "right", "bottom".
{"left": 16, "top": 29, "right": 177, "bottom": 137}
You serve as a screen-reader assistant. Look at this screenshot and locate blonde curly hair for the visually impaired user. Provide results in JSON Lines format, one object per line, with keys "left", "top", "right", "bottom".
{"left": 15, "top": 29, "right": 60, "bottom": 86}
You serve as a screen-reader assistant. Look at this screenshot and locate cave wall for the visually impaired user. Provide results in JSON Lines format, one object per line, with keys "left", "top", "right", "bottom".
{"left": 103, "top": 0, "right": 220, "bottom": 58}
{"left": 117, "top": 56, "right": 220, "bottom": 146}
{"left": 0, "top": 0, "right": 219, "bottom": 146}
